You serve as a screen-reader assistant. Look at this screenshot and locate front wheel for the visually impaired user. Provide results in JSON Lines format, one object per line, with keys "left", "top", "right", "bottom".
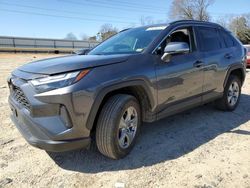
{"left": 216, "top": 75, "right": 241, "bottom": 111}
{"left": 96, "top": 94, "right": 141, "bottom": 159}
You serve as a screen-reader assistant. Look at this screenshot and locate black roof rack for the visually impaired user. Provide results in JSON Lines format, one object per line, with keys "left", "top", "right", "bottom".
{"left": 169, "top": 19, "right": 222, "bottom": 27}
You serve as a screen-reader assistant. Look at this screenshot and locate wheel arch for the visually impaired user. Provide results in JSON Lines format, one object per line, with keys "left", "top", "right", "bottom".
{"left": 223, "top": 64, "right": 246, "bottom": 88}
{"left": 86, "top": 80, "right": 156, "bottom": 134}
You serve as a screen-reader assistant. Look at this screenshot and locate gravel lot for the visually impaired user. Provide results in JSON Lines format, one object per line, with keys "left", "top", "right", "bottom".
{"left": 0, "top": 53, "right": 250, "bottom": 188}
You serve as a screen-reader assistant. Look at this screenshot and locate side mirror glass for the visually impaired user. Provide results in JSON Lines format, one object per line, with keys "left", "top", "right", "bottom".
{"left": 161, "top": 42, "right": 190, "bottom": 62}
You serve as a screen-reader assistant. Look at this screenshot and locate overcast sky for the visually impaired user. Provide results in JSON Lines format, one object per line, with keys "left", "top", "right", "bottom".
{"left": 0, "top": 0, "right": 249, "bottom": 39}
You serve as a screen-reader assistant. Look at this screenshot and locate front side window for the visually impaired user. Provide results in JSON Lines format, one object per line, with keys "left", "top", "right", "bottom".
{"left": 155, "top": 27, "right": 195, "bottom": 55}
{"left": 197, "top": 26, "right": 222, "bottom": 51}
{"left": 89, "top": 26, "right": 166, "bottom": 55}
{"left": 155, "top": 27, "right": 196, "bottom": 55}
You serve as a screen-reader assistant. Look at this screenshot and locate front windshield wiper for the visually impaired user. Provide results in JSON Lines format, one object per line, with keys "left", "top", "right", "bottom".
{"left": 93, "top": 51, "right": 140, "bottom": 55}
{"left": 93, "top": 53, "right": 106, "bottom": 55}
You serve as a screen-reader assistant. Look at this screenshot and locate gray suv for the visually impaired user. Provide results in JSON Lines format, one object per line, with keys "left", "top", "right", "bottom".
{"left": 8, "top": 20, "right": 247, "bottom": 159}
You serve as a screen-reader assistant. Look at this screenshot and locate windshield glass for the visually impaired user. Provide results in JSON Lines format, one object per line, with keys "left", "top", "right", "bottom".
{"left": 89, "top": 26, "right": 166, "bottom": 55}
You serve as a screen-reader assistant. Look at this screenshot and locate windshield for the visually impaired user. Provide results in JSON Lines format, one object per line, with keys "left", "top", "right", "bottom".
{"left": 89, "top": 26, "right": 166, "bottom": 55}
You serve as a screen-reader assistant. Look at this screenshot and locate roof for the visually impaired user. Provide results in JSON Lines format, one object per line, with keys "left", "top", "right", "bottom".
{"left": 139, "top": 20, "right": 222, "bottom": 29}
{"left": 120, "top": 20, "right": 224, "bottom": 33}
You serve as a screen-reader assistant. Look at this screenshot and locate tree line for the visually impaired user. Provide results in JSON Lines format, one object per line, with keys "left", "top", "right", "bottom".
{"left": 64, "top": 0, "right": 250, "bottom": 44}
{"left": 169, "top": 0, "right": 250, "bottom": 44}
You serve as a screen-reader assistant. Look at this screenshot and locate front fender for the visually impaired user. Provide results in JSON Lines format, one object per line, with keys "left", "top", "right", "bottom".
{"left": 85, "top": 79, "right": 156, "bottom": 130}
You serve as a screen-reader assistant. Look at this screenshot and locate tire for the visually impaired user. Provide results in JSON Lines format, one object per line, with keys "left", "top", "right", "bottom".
{"left": 96, "top": 94, "right": 141, "bottom": 159}
{"left": 216, "top": 75, "right": 241, "bottom": 111}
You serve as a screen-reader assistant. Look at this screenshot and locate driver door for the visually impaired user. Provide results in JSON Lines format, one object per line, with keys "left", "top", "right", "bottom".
{"left": 154, "top": 26, "right": 204, "bottom": 119}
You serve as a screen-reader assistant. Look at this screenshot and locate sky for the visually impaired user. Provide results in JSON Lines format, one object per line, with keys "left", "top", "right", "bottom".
{"left": 0, "top": 0, "right": 249, "bottom": 39}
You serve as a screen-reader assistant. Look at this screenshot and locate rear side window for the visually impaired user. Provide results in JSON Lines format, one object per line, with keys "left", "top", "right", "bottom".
{"left": 197, "top": 26, "right": 222, "bottom": 51}
{"left": 220, "top": 30, "right": 235, "bottom": 48}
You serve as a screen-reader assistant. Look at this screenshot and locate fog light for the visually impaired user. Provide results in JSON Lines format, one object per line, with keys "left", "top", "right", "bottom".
{"left": 59, "top": 105, "right": 72, "bottom": 128}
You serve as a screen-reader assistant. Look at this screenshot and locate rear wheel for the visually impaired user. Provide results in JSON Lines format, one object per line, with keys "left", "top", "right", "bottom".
{"left": 216, "top": 75, "right": 241, "bottom": 111}
{"left": 96, "top": 94, "right": 141, "bottom": 159}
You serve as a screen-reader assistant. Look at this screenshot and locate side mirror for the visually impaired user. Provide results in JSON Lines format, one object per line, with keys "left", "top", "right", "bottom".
{"left": 74, "top": 49, "right": 90, "bottom": 55}
{"left": 161, "top": 42, "right": 190, "bottom": 62}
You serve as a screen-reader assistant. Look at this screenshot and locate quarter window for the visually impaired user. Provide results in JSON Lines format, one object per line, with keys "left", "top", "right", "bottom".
{"left": 220, "top": 30, "right": 235, "bottom": 48}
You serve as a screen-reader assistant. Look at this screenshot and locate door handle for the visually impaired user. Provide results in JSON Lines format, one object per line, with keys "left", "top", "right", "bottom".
{"left": 193, "top": 61, "right": 204, "bottom": 68}
{"left": 224, "top": 53, "right": 233, "bottom": 59}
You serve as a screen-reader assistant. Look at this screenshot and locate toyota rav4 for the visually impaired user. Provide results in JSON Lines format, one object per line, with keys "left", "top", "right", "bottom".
{"left": 8, "top": 20, "right": 247, "bottom": 159}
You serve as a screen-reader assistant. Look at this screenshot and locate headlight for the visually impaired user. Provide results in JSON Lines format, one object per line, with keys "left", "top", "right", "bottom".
{"left": 30, "top": 69, "right": 89, "bottom": 92}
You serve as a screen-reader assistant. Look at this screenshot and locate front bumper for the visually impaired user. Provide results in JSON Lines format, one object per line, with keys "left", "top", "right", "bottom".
{"left": 9, "top": 97, "right": 91, "bottom": 152}
{"left": 7, "top": 70, "right": 95, "bottom": 152}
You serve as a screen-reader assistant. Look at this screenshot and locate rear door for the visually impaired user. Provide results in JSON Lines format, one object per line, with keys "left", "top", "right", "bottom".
{"left": 195, "top": 26, "right": 230, "bottom": 101}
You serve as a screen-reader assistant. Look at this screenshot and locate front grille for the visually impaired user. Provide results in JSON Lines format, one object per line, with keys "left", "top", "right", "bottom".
{"left": 11, "top": 85, "right": 31, "bottom": 110}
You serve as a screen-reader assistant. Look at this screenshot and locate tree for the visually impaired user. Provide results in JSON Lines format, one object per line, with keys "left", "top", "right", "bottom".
{"left": 98, "top": 24, "right": 118, "bottom": 41}
{"left": 215, "top": 15, "right": 234, "bottom": 28}
{"left": 64, "top": 32, "right": 78, "bottom": 40}
{"left": 169, "top": 0, "right": 214, "bottom": 21}
{"left": 80, "top": 33, "right": 89, "bottom": 41}
{"left": 216, "top": 17, "right": 228, "bottom": 28}
{"left": 88, "top": 36, "right": 97, "bottom": 42}
{"left": 140, "top": 16, "right": 154, "bottom": 26}
{"left": 229, "top": 16, "right": 250, "bottom": 44}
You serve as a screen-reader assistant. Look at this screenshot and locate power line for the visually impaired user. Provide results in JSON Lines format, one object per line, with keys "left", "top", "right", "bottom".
{"left": 0, "top": 1, "right": 242, "bottom": 26}
{"left": 59, "top": 0, "right": 168, "bottom": 15}
{"left": 0, "top": 0, "right": 168, "bottom": 12}
{"left": 209, "top": 12, "right": 243, "bottom": 16}
{"left": 105, "top": 0, "right": 167, "bottom": 9}
{"left": 84, "top": 0, "right": 167, "bottom": 11}
{"left": 0, "top": 8, "right": 137, "bottom": 24}
{"left": 0, "top": 1, "right": 137, "bottom": 21}
{"left": 58, "top": 0, "right": 242, "bottom": 17}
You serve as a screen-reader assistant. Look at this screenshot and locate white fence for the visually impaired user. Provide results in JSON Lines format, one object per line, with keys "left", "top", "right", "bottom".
{"left": 0, "top": 36, "right": 99, "bottom": 53}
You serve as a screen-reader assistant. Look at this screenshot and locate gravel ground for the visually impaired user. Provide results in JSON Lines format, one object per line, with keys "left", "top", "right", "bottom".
{"left": 0, "top": 53, "right": 250, "bottom": 188}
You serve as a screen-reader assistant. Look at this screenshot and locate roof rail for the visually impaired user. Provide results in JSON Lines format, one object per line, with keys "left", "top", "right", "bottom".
{"left": 169, "top": 19, "right": 221, "bottom": 27}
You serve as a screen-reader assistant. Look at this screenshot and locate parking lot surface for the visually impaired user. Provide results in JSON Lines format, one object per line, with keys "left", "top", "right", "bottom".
{"left": 0, "top": 53, "right": 250, "bottom": 188}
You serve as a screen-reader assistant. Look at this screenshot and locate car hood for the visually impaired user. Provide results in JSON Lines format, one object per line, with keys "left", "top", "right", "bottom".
{"left": 18, "top": 54, "right": 129, "bottom": 75}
